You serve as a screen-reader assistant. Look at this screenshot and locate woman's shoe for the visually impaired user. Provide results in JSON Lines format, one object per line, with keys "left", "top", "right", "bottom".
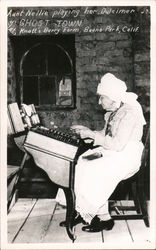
{"left": 81, "top": 216, "right": 100, "bottom": 232}
{"left": 82, "top": 217, "right": 114, "bottom": 232}
{"left": 100, "top": 219, "right": 114, "bottom": 230}
{"left": 59, "top": 214, "right": 87, "bottom": 227}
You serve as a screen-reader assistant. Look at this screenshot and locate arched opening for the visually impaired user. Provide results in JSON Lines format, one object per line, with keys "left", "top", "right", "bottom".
{"left": 20, "top": 42, "right": 74, "bottom": 107}
{"left": 10, "top": 35, "right": 76, "bottom": 109}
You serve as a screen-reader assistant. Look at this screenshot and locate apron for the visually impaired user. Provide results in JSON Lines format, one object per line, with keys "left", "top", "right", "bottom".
{"left": 74, "top": 140, "right": 144, "bottom": 223}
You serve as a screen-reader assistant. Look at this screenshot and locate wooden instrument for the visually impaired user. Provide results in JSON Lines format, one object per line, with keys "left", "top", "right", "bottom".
{"left": 7, "top": 102, "right": 87, "bottom": 241}
{"left": 23, "top": 126, "right": 84, "bottom": 240}
{"left": 24, "top": 126, "right": 80, "bottom": 188}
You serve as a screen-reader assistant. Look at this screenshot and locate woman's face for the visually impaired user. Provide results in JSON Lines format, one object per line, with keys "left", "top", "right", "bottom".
{"left": 98, "top": 95, "right": 120, "bottom": 111}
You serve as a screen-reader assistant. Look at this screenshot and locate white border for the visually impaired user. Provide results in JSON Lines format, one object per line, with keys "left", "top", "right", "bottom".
{"left": 1, "top": 0, "right": 156, "bottom": 249}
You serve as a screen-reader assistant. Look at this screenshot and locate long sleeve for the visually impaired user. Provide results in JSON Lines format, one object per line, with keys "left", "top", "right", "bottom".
{"left": 93, "top": 105, "right": 143, "bottom": 151}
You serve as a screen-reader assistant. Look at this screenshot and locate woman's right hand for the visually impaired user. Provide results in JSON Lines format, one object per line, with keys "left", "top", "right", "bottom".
{"left": 70, "top": 125, "right": 89, "bottom": 134}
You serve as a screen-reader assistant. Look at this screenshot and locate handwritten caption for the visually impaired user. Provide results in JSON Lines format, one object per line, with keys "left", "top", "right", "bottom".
{"left": 8, "top": 7, "right": 149, "bottom": 35}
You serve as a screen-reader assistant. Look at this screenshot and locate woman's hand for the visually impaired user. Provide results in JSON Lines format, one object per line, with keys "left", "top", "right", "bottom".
{"left": 71, "top": 125, "right": 95, "bottom": 140}
{"left": 79, "top": 128, "right": 95, "bottom": 140}
{"left": 70, "top": 125, "right": 88, "bottom": 134}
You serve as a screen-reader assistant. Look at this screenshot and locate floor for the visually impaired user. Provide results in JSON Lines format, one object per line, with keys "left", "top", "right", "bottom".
{"left": 7, "top": 198, "right": 151, "bottom": 246}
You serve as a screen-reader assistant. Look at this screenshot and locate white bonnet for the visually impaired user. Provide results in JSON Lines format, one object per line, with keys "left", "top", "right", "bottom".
{"left": 97, "top": 73, "right": 127, "bottom": 102}
{"left": 97, "top": 73, "right": 146, "bottom": 125}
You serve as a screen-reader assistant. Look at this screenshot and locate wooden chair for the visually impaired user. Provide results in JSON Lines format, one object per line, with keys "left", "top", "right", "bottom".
{"left": 109, "top": 125, "right": 150, "bottom": 227}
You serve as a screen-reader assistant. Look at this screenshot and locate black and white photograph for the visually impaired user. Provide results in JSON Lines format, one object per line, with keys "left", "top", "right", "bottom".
{"left": 0, "top": 0, "right": 156, "bottom": 249}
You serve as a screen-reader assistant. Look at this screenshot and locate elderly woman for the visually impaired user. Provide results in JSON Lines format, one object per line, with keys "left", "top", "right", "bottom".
{"left": 70, "top": 73, "right": 146, "bottom": 232}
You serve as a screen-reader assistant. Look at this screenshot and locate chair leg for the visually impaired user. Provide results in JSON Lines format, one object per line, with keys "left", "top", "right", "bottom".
{"left": 138, "top": 196, "right": 149, "bottom": 227}
{"left": 131, "top": 181, "right": 141, "bottom": 214}
{"left": 143, "top": 215, "right": 150, "bottom": 227}
{"left": 137, "top": 174, "right": 150, "bottom": 227}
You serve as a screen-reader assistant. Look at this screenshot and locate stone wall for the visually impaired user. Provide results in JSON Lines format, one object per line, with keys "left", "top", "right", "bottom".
{"left": 132, "top": 7, "right": 150, "bottom": 121}
{"left": 8, "top": 38, "right": 16, "bottom": 104}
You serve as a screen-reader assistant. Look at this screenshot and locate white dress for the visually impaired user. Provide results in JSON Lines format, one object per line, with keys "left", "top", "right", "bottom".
{"left": 74, "top": 102, "right": 145, "bottom": 223}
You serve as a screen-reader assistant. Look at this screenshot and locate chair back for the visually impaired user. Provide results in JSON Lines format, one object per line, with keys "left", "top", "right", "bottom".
{"left": 140, "top": 124, "right": 150, "bottom": 170}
